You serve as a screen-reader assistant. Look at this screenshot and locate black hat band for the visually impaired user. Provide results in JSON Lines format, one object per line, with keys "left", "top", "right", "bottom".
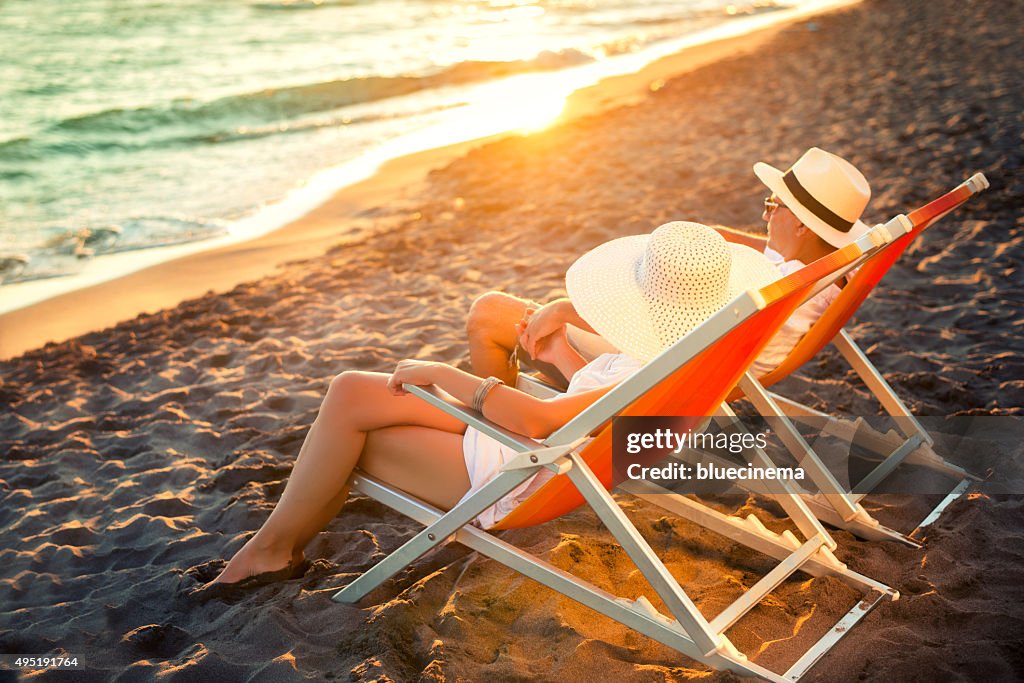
{"left": 782, "top": 170, "right": 854, "bottom": 232}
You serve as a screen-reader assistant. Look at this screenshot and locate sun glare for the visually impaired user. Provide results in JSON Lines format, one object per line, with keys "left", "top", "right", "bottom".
{"left": 375, "top": 70, "right": 574, "bottom": 170}
{"left": 477, "top": 79, "right": 568, "bottom": 134}
{"left": 441, "top": 71, "right": 571, "bottom": 141}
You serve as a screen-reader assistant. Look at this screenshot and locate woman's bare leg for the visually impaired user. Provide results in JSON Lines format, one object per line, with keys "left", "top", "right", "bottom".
{"left": 212, "top": 370, "right": 467, "bottom": 584}
{"left": 359, "top": 426, "right": 471, "bottom": 510}
{"left": 284, "top": 424, "right": 471, "bottom": 557}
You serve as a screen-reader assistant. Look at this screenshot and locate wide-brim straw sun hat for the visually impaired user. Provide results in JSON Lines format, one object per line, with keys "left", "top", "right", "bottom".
{"left": 754, "top": 147, "right": 871, "bottom": 248}
{"left": 566, "top": 221, "right": 781, "bottom": 363}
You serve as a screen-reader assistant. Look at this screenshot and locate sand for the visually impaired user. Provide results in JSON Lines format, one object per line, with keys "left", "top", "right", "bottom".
{"left": 1, "top": 0, "right": 1023, "bottom": 680}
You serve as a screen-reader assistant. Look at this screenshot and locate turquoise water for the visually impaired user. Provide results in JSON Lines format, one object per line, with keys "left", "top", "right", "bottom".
{"left": 0, "top": 0, "right": 832, "bottom": 309}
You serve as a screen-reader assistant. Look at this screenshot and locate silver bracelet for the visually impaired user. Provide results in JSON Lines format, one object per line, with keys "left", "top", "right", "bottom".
{"left": 472, "top": 376, "right": 504, "bottom": 413}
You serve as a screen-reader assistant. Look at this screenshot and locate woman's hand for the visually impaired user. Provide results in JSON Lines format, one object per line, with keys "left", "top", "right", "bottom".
{"left": 516, "top": 316, "right": 569, "bottom": 366}
{"left": 519, "top": 300, "right": 573, "bottom": 358}
{"left": 387, "top": 360, "right": 444, "bottom": 396}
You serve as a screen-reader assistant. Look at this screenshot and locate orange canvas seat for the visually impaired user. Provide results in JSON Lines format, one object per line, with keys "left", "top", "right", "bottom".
{"left": 491, "top": 240, "right": 882, "bottom": 531}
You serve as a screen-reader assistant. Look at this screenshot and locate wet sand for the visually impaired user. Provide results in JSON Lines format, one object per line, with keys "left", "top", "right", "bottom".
{"left": 1, "top": 0, "right": 1022, "bottom": 680}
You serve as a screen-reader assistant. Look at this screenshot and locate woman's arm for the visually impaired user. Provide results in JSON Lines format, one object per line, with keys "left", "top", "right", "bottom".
{"left": 388, "top": 361, "right": 614, "bottom": 439}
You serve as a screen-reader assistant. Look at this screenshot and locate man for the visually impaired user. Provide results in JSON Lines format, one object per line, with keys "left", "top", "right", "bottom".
{"left": 466, "top": 147, "right": 873, "bottom": 388}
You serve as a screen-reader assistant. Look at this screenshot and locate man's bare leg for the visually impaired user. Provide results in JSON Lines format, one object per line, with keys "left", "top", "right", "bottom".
{"left": 466, "top": 291, "right": 533, "bottom": 385}
{"left": 466, "top": 291, "right": 574, "bottom": 389}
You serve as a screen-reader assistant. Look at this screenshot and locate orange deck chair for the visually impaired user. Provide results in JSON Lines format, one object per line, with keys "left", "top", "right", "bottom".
{"left": 719, "top": 173, "right": 990, "bottom": 545}
{"left": 333, "top": 220, "right": 909, "bottom": 683}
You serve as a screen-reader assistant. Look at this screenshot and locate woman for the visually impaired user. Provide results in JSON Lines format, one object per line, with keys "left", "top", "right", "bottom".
{"left": 206, "top": 221, "right": 780, "bottom": 589}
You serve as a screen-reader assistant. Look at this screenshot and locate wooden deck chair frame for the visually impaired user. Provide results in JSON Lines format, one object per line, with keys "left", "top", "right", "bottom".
{"left": 716, "top": 173, "right": 989, "bottom": 547}
{"left": 332, "top": 223, "right": 908, "bottom": 682}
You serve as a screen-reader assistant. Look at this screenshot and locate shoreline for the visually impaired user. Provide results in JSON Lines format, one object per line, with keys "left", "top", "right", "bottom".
{"left": 0, "top": 1, "right": 856, "bottom": 361}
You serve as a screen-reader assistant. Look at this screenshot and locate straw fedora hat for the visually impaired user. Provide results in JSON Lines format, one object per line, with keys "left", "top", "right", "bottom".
{"left": 566, "top": 221, "right": 780, "bottom": 363}
{"left": 753, "top": 147, "right": 871, "bottom": 248}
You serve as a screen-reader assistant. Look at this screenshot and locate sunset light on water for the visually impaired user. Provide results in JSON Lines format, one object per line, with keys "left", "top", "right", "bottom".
{"left": 0, "top": 0, "right": 850, "bottom": 313}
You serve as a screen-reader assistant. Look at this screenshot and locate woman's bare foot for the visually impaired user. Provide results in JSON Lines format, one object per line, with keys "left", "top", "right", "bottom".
{"left": 211, "top": 536, "right": 305, "bottom": 585}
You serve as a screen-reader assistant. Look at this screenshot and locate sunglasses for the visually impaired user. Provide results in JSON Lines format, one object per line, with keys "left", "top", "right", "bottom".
{"left": 763, "top": 196, "right": 786, "bottom": 215}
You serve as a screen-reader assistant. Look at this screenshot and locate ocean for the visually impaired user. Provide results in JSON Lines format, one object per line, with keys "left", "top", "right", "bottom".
{"left": 0, "top": 0, "right": 850, "bottom": 313}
